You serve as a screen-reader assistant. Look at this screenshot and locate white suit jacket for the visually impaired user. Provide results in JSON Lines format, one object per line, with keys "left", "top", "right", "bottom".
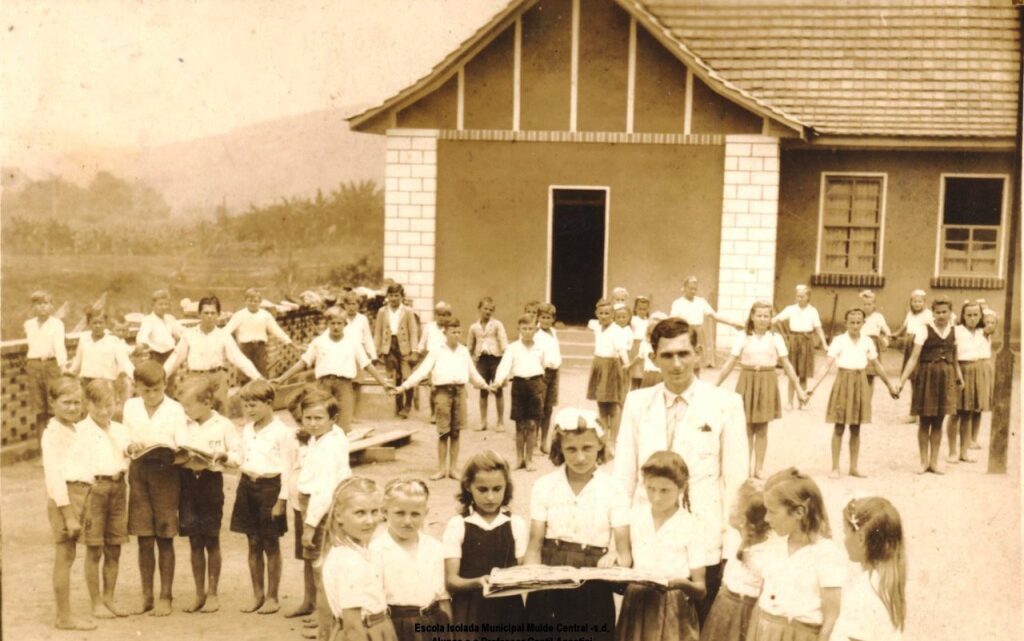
{"left": 614, "top": 380, "right": 748, "bottom": 563}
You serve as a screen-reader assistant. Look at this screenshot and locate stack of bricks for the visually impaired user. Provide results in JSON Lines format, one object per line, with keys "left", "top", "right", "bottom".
{"left": 715, "top": 134, "right": 781, "bottom": 350}
{"left": 382, "top": 129, "right": 439, "bottom": 322}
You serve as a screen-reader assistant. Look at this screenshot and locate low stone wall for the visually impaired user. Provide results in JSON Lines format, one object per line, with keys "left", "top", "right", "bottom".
{"left": 0, "top": 308, "right": 329, "bottom": 452}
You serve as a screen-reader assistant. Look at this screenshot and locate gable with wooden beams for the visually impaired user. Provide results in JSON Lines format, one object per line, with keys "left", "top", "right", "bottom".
{"left": 348, "top": 0, "right": 806, "bottom": 138}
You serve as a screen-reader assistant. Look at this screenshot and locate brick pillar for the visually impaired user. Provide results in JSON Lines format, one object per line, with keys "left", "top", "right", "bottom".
{"left": 716, "top": 135, "right": 781, "bottom": 350}
{"left": 383, "top": 129, "right": 438, "bottom": 321}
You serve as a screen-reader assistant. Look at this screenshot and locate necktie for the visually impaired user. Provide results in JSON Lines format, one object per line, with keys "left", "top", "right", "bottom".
{"left": 666, "top": 395, "right": 685, "bottom": 449}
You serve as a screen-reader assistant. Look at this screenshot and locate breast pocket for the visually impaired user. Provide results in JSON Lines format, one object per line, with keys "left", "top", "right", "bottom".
{"left": 682, "top": 425, "right": 720, "bottom": 481}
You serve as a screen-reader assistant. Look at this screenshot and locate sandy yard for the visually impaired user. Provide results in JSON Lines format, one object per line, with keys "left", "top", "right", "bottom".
{"left": 2, "top": 352, "right": 1020, "bottom": 641}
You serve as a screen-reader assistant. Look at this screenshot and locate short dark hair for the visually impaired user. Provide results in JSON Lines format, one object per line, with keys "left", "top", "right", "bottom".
{"left": 443, "top": 318, "right": 462, "bottom": 329}
{"left": 302, "top": 386, "right": 340, "bottom": 420}
{"left": 386, "top": 284, "right": 404, "bottom": 296}
{"left": 240, "top": 379, "right": 275, "bottom": 404}
{"left": 198, "top": 295, "right": 221, "bottom": 314}
{"left": 134, "top": 360, "right": 166, "bottom": 386}
{"left": 931, "top": 294, "right": 953, "bottom": 312}
{"left": 650, "top": 317, "right": 699, "bottom": 353}
{"left": 641, "top": 450, "right": 690, "bottom": 510}
{"left": 844, "top": 307, "right": 866, "bottom": 321}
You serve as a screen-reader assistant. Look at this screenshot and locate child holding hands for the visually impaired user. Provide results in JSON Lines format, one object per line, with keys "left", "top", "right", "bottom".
{"left": 492, "top": 315, "right": 552, "bottom": 471}
{"left": 773, "top": 285, "right": 829, "bottom": 409}
{"left": 809, "top": 308, "right": 899, "bottom": 479}
{"left": 524, "top": 408, "right": 631, "bottom": 641}
{"left": 616, "top": 451, "right": 706, "bottom": 641}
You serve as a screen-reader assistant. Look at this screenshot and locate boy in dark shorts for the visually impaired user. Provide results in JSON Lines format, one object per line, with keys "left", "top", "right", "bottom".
{"left": 492, "top": 315, "right": 553, "bottom": 471}
{"left": 123, "top": 360, "right": 188, "bottom": 616}
{"left": 177, "top": 378, "right": 238, "bottom": 613}
{"left": 468, "top": 297, "right": 508, "bottom": 431}
{"left": 77, "top": 379, "right": 131, "bottom": 619}
{"left": 395, "top": 318, "right": 490, "bottom": 480}
{"left": 230, "top": 380, "right": 296, "bottom": 614}
{"left": 535, "top": 303, "right": 562, "bottom": 454}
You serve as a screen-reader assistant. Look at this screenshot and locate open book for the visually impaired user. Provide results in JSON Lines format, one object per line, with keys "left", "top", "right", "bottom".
{"left": 483, "top": 565, "right": 671, "bottom": 598}
{"left": 176, "top": 445, "right": 232, "bottom": 471}
{"left": 128, "top": 444, "right": 178, "bottom": 462}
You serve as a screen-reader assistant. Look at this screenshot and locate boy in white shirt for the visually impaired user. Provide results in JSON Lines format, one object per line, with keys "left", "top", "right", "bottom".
{"left": 468, "top": 296, "right": 509, "bottom": 431}
{"left": 164, "top": 295, "right": 263, "bottom": 414}
{"left": 177, "top": 378, "right": 239, "bottom": 614}
{"left": 413, "top": 301, "right": 453, "bottom": 425}
{"left": 492, "top": 315, "right": 551, "bottom": 471}
{"left": 395, "top": 319, "right": 490, "bottom": 480}
{"left": 341, "top": 290, "right": 377, "bottom": 419}
{"left": 42, "top": 376, "right": 95, "bottom": 631}
{"left": 123, "top": 361, "right": 189, "bottom": 617}
{"left": 25, "top": 290, "right": 67, "bottom": 442}
{"left": 225, "top": 287, "right": 296, "bottom": 379}
{"left": 229, "top": 380, "right": 297, "bottom": 615}
{"left": 135, "top": 289, "right": 184, "bottom": 365}
{"left": 274, "top": 307, "right": 391, "bottom": 430}
{"left": 77, "top": 380, "right": 132, "bottom": 620}
{"left": 66, "top": 309, "right": 135, "bottom": 385}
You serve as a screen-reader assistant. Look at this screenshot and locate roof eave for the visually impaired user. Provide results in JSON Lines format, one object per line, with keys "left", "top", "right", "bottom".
{"left": 788, "top": 134, "right": 1017, "bottom": 153}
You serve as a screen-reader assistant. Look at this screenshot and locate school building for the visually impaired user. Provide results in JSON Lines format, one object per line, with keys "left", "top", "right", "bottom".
{"left": 348, "top": 0, "right": 1020, "bottom": 347}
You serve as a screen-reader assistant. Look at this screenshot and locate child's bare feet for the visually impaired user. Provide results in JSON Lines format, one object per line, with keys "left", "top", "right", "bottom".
{"left": 284, "top": 604, "right": 315, "bottom": 618}
{"left": 753, "top": 470, "right": 765, "bottom": 480}
{"left": 103, "top": 598, "right": 129, "bottom": 617}
{"left": 200, "top": 595, "right": 220, "bottom": 613}
{"left": 477, "top": 424, "right": 488, "bottom": 431}
{"left": 241, "top": 597, "right": 264, "bottom": 613}
{"left": 150, "top": 598, "right": 172, "bottom": 617}
{"left": 828, "top": 469, "right": 841, "bottom": 479}
{"left": 55, "top": 617, "right": 97, "bottom": 631}
{"left": 946, "top": 456, "right": 959, "bottom": 464}
{"left": 133, "top": 598, "right": 155, "bottom": 615}
{"left": 969, "top": 441, "right": 982, "bottom": 450}
{"left": 257, "top": 598, "right": 280, "bottom": 614}
{"left": 514, "top": 460, "right": 525, "bottom": 470}
{"left": 92, "top": 603, "right": 118, "bottom": 619}
{"left": 524, "top": 461, "right": 536, "bottom": 472}
{"left": 494, "top": 422, "right": 505, "bottom": 432}
{"left": 429, "top": 471, "right": 446, "bottom": 481}
{"left": 916, "top": 465, "right": 930, "bottom": 475}
{"left": 849, "top": 470, "right": 867, "bottom": 478}
{"left": 959, "top": 455, "right": 976, "bottom": 463}
{"left": 448, "top": 471, "right": 460, "bottom": 480}
{"left": 183, "top": 596, "right": 206, "bottom": 613}
{"left": 929, "top": 466, "right": 945, "bottom": 475}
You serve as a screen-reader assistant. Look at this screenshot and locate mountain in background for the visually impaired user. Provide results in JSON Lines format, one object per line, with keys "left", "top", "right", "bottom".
{"left": 6, "top": 106, "right": 385, "bottom": 217}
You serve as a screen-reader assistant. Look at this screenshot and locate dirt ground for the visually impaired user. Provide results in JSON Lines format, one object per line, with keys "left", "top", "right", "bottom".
{"left": 2, "top": 352, "right": 1020, "bottom": 641}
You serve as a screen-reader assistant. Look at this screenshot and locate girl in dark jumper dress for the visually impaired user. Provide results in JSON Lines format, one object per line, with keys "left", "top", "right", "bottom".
{"left": 897, "top": 295, "right": 963, "bottom": 474}
{"left": 441, "top": 451, "right": 525, "bottom": 631}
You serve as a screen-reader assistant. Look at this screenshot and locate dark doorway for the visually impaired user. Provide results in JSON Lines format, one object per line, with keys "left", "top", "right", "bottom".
{"left": 550, "top": 188, "right": 606, "bottom": 325}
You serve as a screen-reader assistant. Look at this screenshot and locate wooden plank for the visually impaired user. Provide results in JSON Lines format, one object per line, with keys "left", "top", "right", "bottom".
{"left": 349, "top": 429, "right": 414, "bottom": 454}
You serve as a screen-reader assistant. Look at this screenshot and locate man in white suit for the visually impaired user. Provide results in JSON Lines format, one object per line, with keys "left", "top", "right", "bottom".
{"left": 614, "top": 316, "right": 748, "bottom": 623}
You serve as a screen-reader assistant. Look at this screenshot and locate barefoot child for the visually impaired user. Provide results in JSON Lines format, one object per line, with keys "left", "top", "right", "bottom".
{"left": 535, "top": 303, "right": 562, "bottom": 453}
{"left": 230, "top": 380, "right": 297, "bottom": 614}
{"left": 123, "top": 360, "right": 188, "bottom": 616}
{"left": 588, "top": 299, "right": 631, "bottom": 456}
{"left": 701, "top": 480, "right": 772, "bottom": 641}
{"left": 525, "top": 408, "right": 631, "bottom": 641}
{"left": 177, "top": 378, "right": 239, "bottom": 614}
{"left": 225, "top": 287, "right": 297, "bottom": 379}
{"left": 468, "top": 297, "right": 508, "bottom": 431}
{"left": 715, "top": 301, "right": 806, "bottom": 479}
{"left": 810, "top": 308, "right": 899, "bottom": 479}
{"left": 832, "top": 497, "right": 907, "bottom": 641}
{"left": 858, "top": 290, "right": 892, "bottom": 387}
{"left": 371, "top": 479, "right": 452, "bottom": 641}
{"left": 443, "top": 451, "right": 526, "bottom": 629}
{"left": 25, "top": 290, "right": 68, "bottom": 443}
{"left": 616, "top": 451, "right": 705, "bottom": 641}
{"left": 629, "top": 296, "right": 651, "bottom": 390}
{"left": 274, "top": 306, "right": 391, "bottom": 431}
{"left": 296, "top": 388, "right": 352, "bottom": 640}
{"left": 78, "top": 380, "right": 131, "bottom": 620}
{"left": 748, "top": 469, "right": 844, "bottom": 641}
{"left": 897, "top": 295, "right": 962, "bottom": 475}
{"left": 492, "top": 315, "right": 552, "bottom": 471}
{"left": 772, "top": 285, "right": 829, "bottom": 409}
{"left": 952, "top": 301, "right": 991, "bottom": 464}
{"left": 395, "top": 319, "right": 489, "bottom": 480}
{"left": 42, "top": 376, "right": 97, "bottom": 631}
{"left": 413, "top": 302, "right": 453, "bottom": 423}
{"left": 320, "top": 478, "right": 398, "bottom": 641}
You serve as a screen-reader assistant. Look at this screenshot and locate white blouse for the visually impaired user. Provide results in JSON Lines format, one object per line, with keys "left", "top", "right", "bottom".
{"left": 756, "top": 536, "right": 847, "bottom": 625}
{"left": 731, "top": 332, "right": 788, "bottom": 368}
{"left": 629, "top": 505, "right": 707, "bottom": 579}
{"left": 721, "top": 529, "right": 773, "bottom": 598}
{"left": 370, "top": 532, "right": 449, "bottom": 607}
{"left": 670, "top": 296, "right": 715, "bottom": 326}
{"left": 589, "top": 321, "right": 632, "bottom": 360}
{"left": 827, "top": 333, "right": 878, "bottom": 370}
{"left": 529, "top": 466, "right": 630, "bottom": 548}
{"left": 322, "top": 543, "right": 388, "bottom": 617}
{"left": 955, "top": 325, "right": 991, "bottom": 361}
{"left": 830, "top": 569, "right": 902, "bottom": 641}
{"left": 775, "top": 304, "right": 823, "bottom": 333}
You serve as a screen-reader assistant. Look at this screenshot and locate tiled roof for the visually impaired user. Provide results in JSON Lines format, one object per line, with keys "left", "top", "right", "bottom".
{"left": 638, "top": 0, "right": 1020, "bottom": 138}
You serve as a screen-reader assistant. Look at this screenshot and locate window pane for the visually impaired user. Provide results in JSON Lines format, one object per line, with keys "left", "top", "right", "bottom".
{"left": 943, "top": 177, "right": 1003, "bottom": 226}
{"left": 821, "top": 176, "right": 882, "bottom": 274}
{"left": 945, "top": 227, "right": 970, "bottom": 243}
{"left": 974, "top": 228, "right": 998, "bottom": 243}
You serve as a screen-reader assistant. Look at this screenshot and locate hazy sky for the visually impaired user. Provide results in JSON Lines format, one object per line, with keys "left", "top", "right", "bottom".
{"left": 2, "top": 0, "right": 506, "bottom": 160}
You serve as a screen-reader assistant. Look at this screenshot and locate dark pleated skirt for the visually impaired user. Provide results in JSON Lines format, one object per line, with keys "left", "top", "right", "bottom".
{"left": 736, "top": 369, "right": 782, "bottom": 424}
{"left": 788, "top": 333, "right": 814, "bottom": 379}
{"left": 826, "top": 369, "right": 872, "bottom": 425}
{"left": 588, "top": 356, "right": 625, "bottom": 403}
{"left": 526, "top": 542, "right": 615, "bottom": 641}
{"left": 616, "top": 584, "right": 699, "bottom": 641}
{"left": 700, "top": 588, "right": 757, "bottom": 641}
{"left": 746, "top": 608, "right": 820, "bottom": 641}
{"left": 958, "top": 360, "right": 992, "bottom": 412}
{"left": 911, "top": 360, "right": 958, "bottom": 417}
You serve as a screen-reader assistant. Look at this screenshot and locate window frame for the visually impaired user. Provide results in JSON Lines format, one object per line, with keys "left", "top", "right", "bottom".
{"left": 934, "top": 173, "right": 1010, "bottom": 278}
{"left": 814, "top": 172, "right": 888, "bottom": 276}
